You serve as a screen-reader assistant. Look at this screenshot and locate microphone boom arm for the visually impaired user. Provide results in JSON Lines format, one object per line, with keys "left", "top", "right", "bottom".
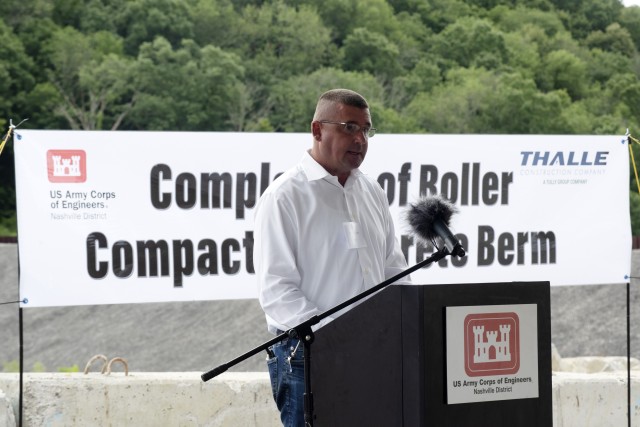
{"left": 201, "top": 246, "right": 456, "bottom": 383}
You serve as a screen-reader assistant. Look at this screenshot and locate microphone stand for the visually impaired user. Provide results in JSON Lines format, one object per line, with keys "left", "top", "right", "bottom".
{"left": 201, "top": 247, "right": 455, "bottom": 426}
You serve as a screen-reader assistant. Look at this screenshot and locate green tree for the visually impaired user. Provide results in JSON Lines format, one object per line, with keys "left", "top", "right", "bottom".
{"left": 267, "top": 68, "right": 385, "bottom": 132}
{"left": 502, "top": 29, "right": 542, "bottom": 79}
{"left": 490, "top": 5, "right": 565, "bottom": 37}
{"left": 0, "top": 19, "right": 36, "bottom": 122}
{"left": 22, "top": 82, "right": 67, "bottom": 130}
{"left": 298, "top": 0, "right": 387, "bottom": 44}
{"left": 294, "top": 0, "right": 431, "bottom": 76}
{"left": 587, "top": 49, "right": 633, "bottom": 84}
{"left": 404, "top": 67, "right": 574, "bottom": 134}
{"left": 387, "top": 58, "right": 442, "bottom": 110}
{"left": 410, "top": 0, "right": 476, "bottom": 33}
{"left": 556, "top": 0, "right": 624, "bottom": 39}
{"left": 80, "top": 0, "right": 127, "bottom": 33}
{"left": 619, "top": 6, "right": 640, "bottom": 51}
{"left": 537, "top": 49, "right": 588, "bottom": 100}
{"left": 190, "top": 0, "right": 242, "bottom": 48}
{"left": 52, "top": 0, "right": 85, "bottom": 27}
{"left": 585, "top": 23, "right": 637, "bottom": 58}
{"left": 127, "top": 37, "right": 245, "bottom": 131}
{"left": 228, "top": 1, "right": 334, "bottom": 123}
{"left": 43, "top": 27, "right": 135, "bottom": 130}
{"left": 342, "top": 28, "right": 402, "bottom": 82}
{"left": 430, "top": 17, "right": 509, "bottom": 70}
{"left": 235, "top": 1, "right": 333, "bottom": 81}
{"left": 114, "top": 0, "right": 195, "bottom": 56}
{"left": 486, "top": 73, "right": 575, "bottom": 133}
{"left": 558, "top": 101, "right": 599, "bottom": 134}
{"left": 2, "top": 0, "right": 52, "bottom": 29}
{"left": 573, "top": 83, "right": 638, "bottom": 134}
{"left": 12, "top": 16, "right": 59, "bottom": 84}
{"left": 0, "top": 19, "right": 36, "bottom": 236}
{"left": 404, "top": 67, "right": 497, "bottom": 133}
{"left": 603, "top": 73, "right": 640, "bottom": 128}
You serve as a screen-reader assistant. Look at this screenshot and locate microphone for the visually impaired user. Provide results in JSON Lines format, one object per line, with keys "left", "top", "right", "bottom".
{"left": 406, "top": 195, "right": 466, "bottom": 258}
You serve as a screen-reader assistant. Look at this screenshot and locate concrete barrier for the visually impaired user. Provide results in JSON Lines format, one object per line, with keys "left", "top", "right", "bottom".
{"left": 0, "top": 389, "right": 15, "bottom": 427}
{"left": 553, "top": 371, "right": 640, "bottom": 427}
{"left": 0, "top": 372, "right": 280, "bottom": 427}
{"left": 0, "top": 371, "right": 638, "bottom": 426}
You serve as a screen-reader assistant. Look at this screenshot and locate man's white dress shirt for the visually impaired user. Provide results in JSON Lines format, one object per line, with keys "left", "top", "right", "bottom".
{"left": 254, "top": 151, "right": 410, "bottom": 334}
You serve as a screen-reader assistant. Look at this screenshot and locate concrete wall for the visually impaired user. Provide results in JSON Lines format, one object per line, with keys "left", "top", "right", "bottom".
{"left": 0, "top": 372, "right": 279, "bottom": 427}
{"left": 553, "top": 372, "right": 640, "bottom": 427}
{"left": 0, "top": 371, "right": 639, "bottom": 426}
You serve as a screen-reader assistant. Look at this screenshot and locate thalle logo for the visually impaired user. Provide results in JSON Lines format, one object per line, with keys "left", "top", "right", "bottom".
{"left": 47, "top": 150, "right": 87, "bottom": 183}
{"left": 463, "top": 312, "right": 520, "bottom": 377}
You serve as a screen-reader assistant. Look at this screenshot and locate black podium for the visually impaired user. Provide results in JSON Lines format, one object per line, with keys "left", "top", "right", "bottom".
{"left": 310, "top": 282, "right": 552, "bottom": 426}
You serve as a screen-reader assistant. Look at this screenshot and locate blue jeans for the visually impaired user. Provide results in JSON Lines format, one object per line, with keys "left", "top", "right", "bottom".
{"left": 267, "top": 336, "right": 305, "bottom": 427}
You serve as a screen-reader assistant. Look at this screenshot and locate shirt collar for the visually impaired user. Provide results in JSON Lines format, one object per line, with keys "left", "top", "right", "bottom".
{"left": 301, "top": 150, "right": 363, "bottom": 186}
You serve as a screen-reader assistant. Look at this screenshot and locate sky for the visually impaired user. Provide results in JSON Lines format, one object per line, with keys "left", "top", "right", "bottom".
{"left": 624, "top": 0, "right": 640, "bottom": 6}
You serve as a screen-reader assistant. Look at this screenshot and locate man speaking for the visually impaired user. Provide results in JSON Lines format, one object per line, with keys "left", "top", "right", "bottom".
{"left": 253, "top": 88, "right": 411, "bottom": 426}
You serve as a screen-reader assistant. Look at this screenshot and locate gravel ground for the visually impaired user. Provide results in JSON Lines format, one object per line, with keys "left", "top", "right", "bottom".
{"left": 0, "top": 243, "right": 638, "bottom": 373}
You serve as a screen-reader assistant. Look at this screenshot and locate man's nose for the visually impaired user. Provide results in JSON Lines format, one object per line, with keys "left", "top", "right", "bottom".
{"left": 354, "top": 132, "right": 367, "bottom": 144}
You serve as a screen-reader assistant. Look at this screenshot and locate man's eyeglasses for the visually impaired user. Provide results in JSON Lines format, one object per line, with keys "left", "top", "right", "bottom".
{"left": 319, "top": 120, "right": 376, "bottom": 138}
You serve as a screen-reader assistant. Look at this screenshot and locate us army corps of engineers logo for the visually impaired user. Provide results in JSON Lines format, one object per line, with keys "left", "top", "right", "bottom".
{"left": 47, "top": 149, "right": 87, "bottom": 183}
{"left": 463, "top": 312, "right": 520, "bottom": 377}
{"left": 446, "top": 304, "right": 538, "bottom": 404}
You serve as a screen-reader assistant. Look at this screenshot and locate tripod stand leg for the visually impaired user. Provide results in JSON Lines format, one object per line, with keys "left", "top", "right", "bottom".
{"left": 302, "top": 333, "right": 314, "bottom": 426}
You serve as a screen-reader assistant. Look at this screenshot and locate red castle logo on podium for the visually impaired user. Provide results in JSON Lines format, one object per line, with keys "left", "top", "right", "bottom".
{"left": 463, "top": 312, "right": 520, "bottom": 377}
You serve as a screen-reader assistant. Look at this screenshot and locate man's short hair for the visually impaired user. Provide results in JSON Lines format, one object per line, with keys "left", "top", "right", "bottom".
{"left": 318, "top": 89, "right": 369, "bottom": 110}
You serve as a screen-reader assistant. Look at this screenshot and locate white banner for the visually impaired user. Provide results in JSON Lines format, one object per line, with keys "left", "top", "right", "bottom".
{"left": 14, "top": 131, "right": 631, "bottom": 307}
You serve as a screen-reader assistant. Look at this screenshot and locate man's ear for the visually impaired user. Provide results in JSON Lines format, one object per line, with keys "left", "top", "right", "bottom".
{"left": 311, "top": 121, "right": 321, "bottom": 141}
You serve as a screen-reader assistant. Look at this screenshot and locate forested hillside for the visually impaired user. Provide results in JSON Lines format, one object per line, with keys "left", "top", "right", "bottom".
{"left": 2, "top": 0, "right": 640, "bottom": 234}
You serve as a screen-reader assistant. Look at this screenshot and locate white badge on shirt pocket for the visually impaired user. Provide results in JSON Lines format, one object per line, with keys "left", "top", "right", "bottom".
{"left": 343, "top": 222, "right": 367, "bottom": 249}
